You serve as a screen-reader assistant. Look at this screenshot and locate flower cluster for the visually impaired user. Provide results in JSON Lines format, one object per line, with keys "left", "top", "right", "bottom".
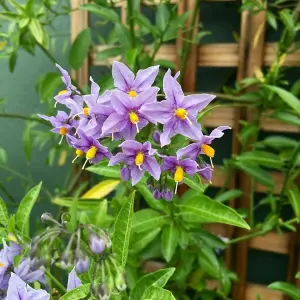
{"left": 40, "top": 62, "right": 230, "bottom": 200}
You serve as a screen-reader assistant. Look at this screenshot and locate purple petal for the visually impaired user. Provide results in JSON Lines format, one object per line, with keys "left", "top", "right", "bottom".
{"left": 160, "top": 119, "right": 176, "bottom": 147}
{"left": 163, "top": 69, "right": 184, "bottom": 106}
{"left": 176, "top": 117, "right": 202, "bottom": 141}
{"left": 120, "top": 117, "right": 148, "bottom": 140}
{"left": 161, "top": 156, "right": 178, "bottom": 172}
{"left": 56, "top": 63, "right": 71, "bottom": 87}
{"left": 90, "top": 76, "right": 100, "bottom": 95}
{"left": 140, "top": 100, "right": 173, "bottom": 125}
{"left": 120, "top": 167, "right": 131, "bottom": 181}
{"left": 101, "top": 112, "right": 127, "bottom": 136}
{"left": 204, "top": 126, "right": 231, "bottom": 144}
{"left": 198, "top": 164, "right": 213, "bottom": 181}
{"left": 112, "top": 61, "right": 134, "bottom": 92}
{"left": 176, "top": 142, "right": 201, "bottom": 160}
{"left": 183, "top": 94, "right": 216, "bottom": 115}
{"left": 134, "top": 87, "right": 159, "bottom": 108}
{"left": 180, "top": 158, "right": 198, "bottom": 175}
{"left": 131, "top": 167, "right": 145, "bottom": 185}
{"left": 120, "top": 140, "right": 143, "bottom": 155}
{"left": 67, "top": 267, "right": 82, "bottom": 292}
{"left": 133, "top": 65, "right": 159, "bottom": 92}
{"left": 143, "top": 157, "right": 161, "bottom": 180}
{"left": 109, "top": 153, "right": 129, "bottom": 166}
{"left": 97, "top": 90, "right": 112, "bottom": 105}
{"left": 111, "top": 90, "right": 134, "bottom": 114}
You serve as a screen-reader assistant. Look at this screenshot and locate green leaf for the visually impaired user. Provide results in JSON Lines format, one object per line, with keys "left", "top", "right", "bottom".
{"left": 183, "top": 174, "right": 206, "bottom": 194}
{"left": 163, "top": 12, "right": 190, "bottom": 41}
{"left": 135, "top": 182, "right": 165, "bottom": 211}
{"left": 178, "top": 195, "right": 250, "bottom": 229}
{"left": 272, "top": 111, "right": 300, "bottom": 127}
{"left": 296, "top": 272, "right": 300, "bottom": 279}
{"left": 156, "top": 4, "right": 170, "bottom": 32}
{"left": 129, "top": 268, "right": 175, "bottom": 300}
{"left": 268, "top": 282, "right": 300, "bottom": 300}
{"left": 215, "top": 189, "right": 243, "bottom": 203}
{"left": 60, "top": 284, "right": 90, "bottom": 300}
{"left": 234, "top": 162, "right": 274, "bottom": 189}
{"left": 29, "top": 19, "right": 44, "bottom": 44}
{"left": 87, "top": 160, "right": 120, "bottom": 178}
{"left": 264, "top": 85, "right": 300, "bottom": 116}
{"left": 96, "top": 47, "right": 123, "bottom": 61}
{"left": 134, "top": 14, "right": 159, "bottom": 36}
{"left": 0, "top": 12, "right": 20, "bottom": 21}
{"left": 279, "top": 9, "right": 295, "bottom": 47}
{"left": 25, "top": 0, "right": 35, "bottom": 15}
{"left": 0, "top": 148, "right": 7, "bottom": 164}
{"left": 16, "top": 183, "right": 42, "bottom": 235}
{"left": 287, "top": 187, "right": 300, "bottom": 221}
{"left": 115, "top": 23, "right": 131, "bottom": 50}
{"left": 261, "top": 136, "right": 297, "bottom": 149}
{"left": 154, "top": 59, "right": 175, "bottom": 69}
{"left": 92, "top": 200, "right": 108, "bottom": 227}
{"left": 53, "top": 197, "right": 101, "bottom": 210}
{"left": 68, "top": 28, "right": 92, "bottom": 70}
{"left": 161, "top": 223, "right": 178, "bottom": 262}
{"left": 9, "top": 51, "right": 17, "bottom": 73}
{"left": 23, "top": 122, "right": 33, "bottom": 163}
{"left": 0, "top": 196, "right": 8, "bottom": 226}
{"left": 198, "top": 247, "right": 220, "bottom": 278}
{"left": 130, "top": 227, "right": 161, "bottom": 254}
{"left": 142, "top": 286, "right": 176, "bottom": 300}
{"left": 80, "top": 4, "right": 119, "bottom": 22}
{"left": 236, "top": 151, "right": 283, "bottom": 169}
{"left": 267, "top": 11, "right": 277, "bottom": 30}
{"left": 113, "top": 192, "right": 135, "bottom": 267}
{"left": 37, "top": 72, "right": 62, "bottom": 102}
{"left": 132, "top": 209, "right": 167, "bottom": 233}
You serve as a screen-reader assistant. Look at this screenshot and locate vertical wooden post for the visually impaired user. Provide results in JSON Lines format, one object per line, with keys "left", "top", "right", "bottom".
{"left": 232, "top": 4, "right": 267, "bottom": 299}
{"left": 71, "top": 0, "right": 89, "bottom": 87}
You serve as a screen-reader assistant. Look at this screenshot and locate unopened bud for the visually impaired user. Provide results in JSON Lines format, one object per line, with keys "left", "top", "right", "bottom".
{"left": 152, "top": 131, "right": 161, "bottom": 144}
{"left": 115, "top": 272, "right": 126, "bottom": 291}
{"left": 61, "top": 251, "right": 73, "bottom": 269}
{"left": 153, "top": 189, "right": 161, "bottom": 200}
{"left": 98, "top": 283, "right": 110, "bottom": 300}
{"left": 61, "top": 213, "right": 71, "bottom": 224}
{"left": 89, "top": 233, "right": 106, "bottom": 254}
{"left": 162, "top": 189, "right": 173, "bottom": 201}
{"left": 75, "top": 250, "right": 90, "bottom": 273}
{"left": 41, "top": 213, "right": 54, "bottom": 223}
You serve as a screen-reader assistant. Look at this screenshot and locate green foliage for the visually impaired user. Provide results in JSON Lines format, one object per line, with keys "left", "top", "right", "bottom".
{"left": 0, "top": 196, "right": 8, "bottom": 226}
{"left": 268, "top": 282, "right": 300, "bottom": 300}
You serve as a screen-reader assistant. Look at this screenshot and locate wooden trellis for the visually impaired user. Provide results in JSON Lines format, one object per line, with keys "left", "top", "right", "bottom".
{"left": 71, "top": 0, "right": 300, "bottom": 299}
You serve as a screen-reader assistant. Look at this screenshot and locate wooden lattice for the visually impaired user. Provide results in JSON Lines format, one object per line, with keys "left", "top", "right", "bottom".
{"left": 71, "top": 1, "right": 300, "bottom": 299}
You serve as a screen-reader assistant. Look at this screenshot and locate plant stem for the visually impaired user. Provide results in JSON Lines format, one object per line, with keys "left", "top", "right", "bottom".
{"left": 0, "top": 113, "right": 51, "bottom": 126}
{"left": 180, "top": 0, "right": 200, "bottom": 82}
{"left": 36, "top": 42, "right": 84, "bottom": 95}
{"left": 44, "top": 269, "right": 67, "bottom": 293}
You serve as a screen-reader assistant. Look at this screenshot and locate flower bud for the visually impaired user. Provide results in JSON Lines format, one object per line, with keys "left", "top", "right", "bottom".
{"left": 152, "top": 131, "right": 161, "bottom": 145}
{"left": 98, "top": 283, "right": 110, "bottom": 300}
{"left": 162, "top": 189, "right": 173, "bottom": 201}
{"left": 120, "top": 167, "right": 130, "bottom": 181}
{"left": 198, "top": 163, "right": 213, "bottom": 181}
{"left": 75, "top": 250, "right": 90, "bottom": 273}
{"left": 153, "top": 189, "right": 161, "bottom": 200}
{"left": 89, "top": 233, "right": 106, "bottom": 254}
{"left": 115, "top": 272, "right": 126, "bottom": 291}
{"left": 60, "top": 250, "right": 73, "bottom": 269}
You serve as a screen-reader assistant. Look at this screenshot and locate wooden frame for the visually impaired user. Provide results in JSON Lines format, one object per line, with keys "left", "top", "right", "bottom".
{"left": 70, "top": 1, "right": 300, "bottom": 299}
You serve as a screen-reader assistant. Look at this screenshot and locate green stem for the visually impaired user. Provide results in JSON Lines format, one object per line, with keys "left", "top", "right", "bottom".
{"left": 0, "top": 113, "right": 51, "bottom": 126}
{"left": 36, "top": 42, "right": 84, "bottom": 95}
{"left": 44, "top": 269, "right": 67, "bottom": 293}
{"left": 180, "top": 0, "right": 200, "bottom": 83}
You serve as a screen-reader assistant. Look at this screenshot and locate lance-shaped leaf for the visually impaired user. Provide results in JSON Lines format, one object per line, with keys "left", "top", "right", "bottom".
{"left": 81, "top": 179, "right": 120, "bottom": 199}
{"left": 142, "top": 286, "right": 176, "bottom": 300}
{"left": 87, "top": 160, "right": 121, "bottom": 178}
{"left": 268, "top": 282, "right": 300, "bottom": 300}
{"left": 178, "top": 195, "right": 250, "bottom": 229}
{"left": 130, "top": 228, "right": 161, "bottom": 254}
{"left": 60, "top": 284, "right": 90, "bottom": 300}
{"left": 113, "top": 192, "right": 135, "bottom": 267}
{"left": 0, "top": 196, "right": 8, "bottom": 226}
{"left": 161, "top": 223, "right": 179, "bottom": 262}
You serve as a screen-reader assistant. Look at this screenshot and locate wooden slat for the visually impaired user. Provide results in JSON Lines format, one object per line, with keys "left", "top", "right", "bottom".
{"left": 245, "top": 284, "right": 284, "bottom": 300}
{"left": 93, "top": 43, "right": 300, "bottom": 67}
{"left": 71, "top": 0, "right": 89, "bottom": 87}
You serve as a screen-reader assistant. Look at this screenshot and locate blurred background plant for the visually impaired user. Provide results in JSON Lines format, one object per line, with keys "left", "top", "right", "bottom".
{"left": 0, "top": 0, "right": 299, "bottom": 299}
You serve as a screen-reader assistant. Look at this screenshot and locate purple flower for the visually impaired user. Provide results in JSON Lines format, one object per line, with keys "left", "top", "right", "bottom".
{"left": 109, "top": 141, "right": 161, "bottom": 185}
{"left": 120, "top": 166, "right": 131, "bottom": 181}
{"left": 176, "top": 126, "right": 231, "bottom": 167}
{"left": 152, "top": 131, "right": 161, "bottom": 145}
{"left": 5, "top": 273, "right": 50, "bottom": 300}
{"left": 140, "top": 70, "right": 216, "bottom": 146}
{"left": 198, "top": 163, "right": 213, "bottom": 182}
{"left": 161, "top": 156, "right": 198, "bottom": 193}
{"left": 101, "top": 88, "right": 159, "bottom": 140}
{"left": 88, "top": 233, "right": 106, "bottom": 254}
{"left": 14, "top": 257, "right": 45, "bottom": 285}
{"left": 112, "top": 61, "right": 159, "bottom": 96}
{"left": 38, "top": 111, "right": 76, "bottom": 145}
{"left": 67, "top": 268, "right": 82, "bottom": 292}
{"left": 72, "top": 130, "right": 112, "bottom": 169}
{"left": 54, "top": 64, "right": 82, "bottom": 108}
{"left": 75, "top": 250, "right": 90, "bottom": 274}
{"left": 83, "top": 76, "right": 111, "bottom": 107}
